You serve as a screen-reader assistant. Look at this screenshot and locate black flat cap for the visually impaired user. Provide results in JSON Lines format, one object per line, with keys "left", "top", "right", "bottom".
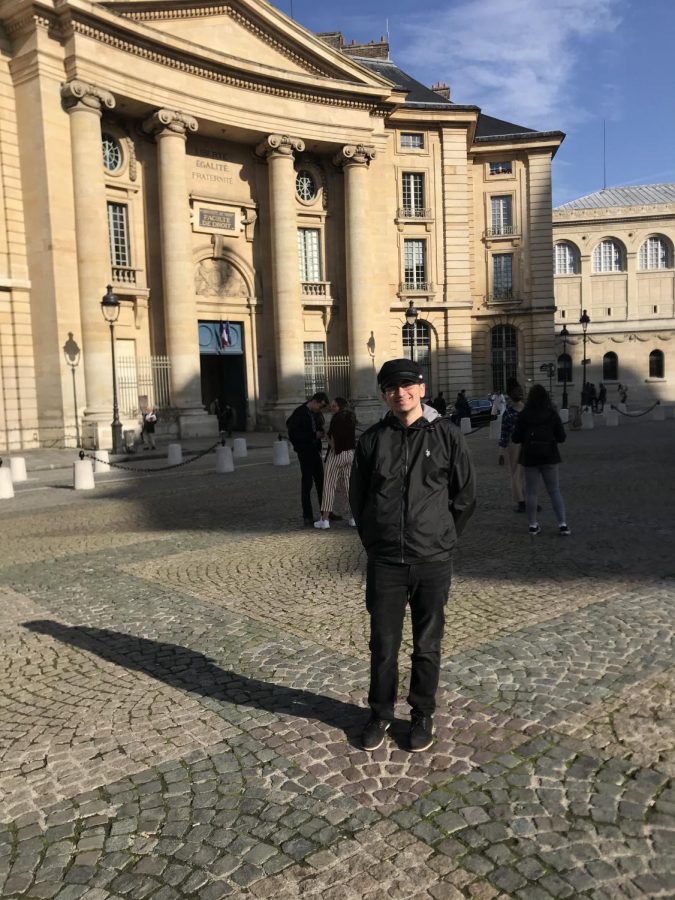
{"left": 377, "top": 358, "right": 424, "bottom": 389}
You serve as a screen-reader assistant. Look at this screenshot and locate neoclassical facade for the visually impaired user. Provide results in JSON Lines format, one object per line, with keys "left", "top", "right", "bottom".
{"left": 553, "top": 185, "right": 675, "bottom": 406}
{"left": 0, "top": 0, "right": 563, "bottom": 450}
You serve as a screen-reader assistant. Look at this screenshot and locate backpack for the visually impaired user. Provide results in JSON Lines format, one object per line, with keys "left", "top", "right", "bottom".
{"left": 525, "top": 421, "right": 555, "bottom": 465}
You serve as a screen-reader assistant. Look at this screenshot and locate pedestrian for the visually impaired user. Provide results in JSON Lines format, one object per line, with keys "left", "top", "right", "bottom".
{"left": 598, "top": 383, "right": 607, "bottom": 413}
{"left": 512, "top": 383, "right": 571, "bottom": 536}
{"left": 451, "top": 389, "right": 471, "bottom": 425}
{"left": 286, "top": 391, "right": 329, "bottom": 527}
{"left": 432, "top": 391, "right": 447, "bottom": 416}
{"left": 490, "top": 389, "right": 506, "bottom": 419}
{"left": 588, "top": 382, "right": 598, "bottom": 412}
{"left": 142, "top": 406, "right": 157, "bottom": 450}
{"left": 349, "top": 358, "right": 476, "bottom": 752}
{"left": 314, "top": 397, "right": 357, "bottom": 529}
{"left": 498, "top": 379, "right": 525, "bottom": 512}
{"left": 618, "top": 384, "right": 628, "bottom": 404}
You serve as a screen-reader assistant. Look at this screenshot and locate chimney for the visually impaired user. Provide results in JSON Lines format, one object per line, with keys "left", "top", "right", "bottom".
{"left": 431, "top": 81, "right": 450, "bottom": 100}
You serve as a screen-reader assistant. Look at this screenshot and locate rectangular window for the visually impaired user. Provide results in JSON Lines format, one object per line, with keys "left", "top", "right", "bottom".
{"left": 607, "top": 308, "right": 612, "bottom": 316}
{"left": 303, "top": 341, "right": 327, "bottom": 396}
{"left": 297, "top": 228, "right": 321, "bottom": 282}
{"left": 401, "top": 172, "right": 425, "bottom": 216}
{"left": 490, "top": 195, "right": 513, "bottom": 235}
{"left": 489, "top": 161, "right": 512, "bottom": 175}
{"left": 107, "top": 202, "right": 131, "bottom": 267}
{"left": 493, "top": 253, "right": 513, "bottom": 299}
{"left": 561, "top": 310, "right": 566, "bottom": 319}
{"left": 400, "top": 132, "right": 424, "bottom": 150}
{"left": 404, "top": 239, "right": 427, "bottom": 288}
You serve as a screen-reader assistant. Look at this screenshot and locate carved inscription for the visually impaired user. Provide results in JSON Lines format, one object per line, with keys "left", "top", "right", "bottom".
{"left": 199, "top": 209, "right": 235, "bottom": 231}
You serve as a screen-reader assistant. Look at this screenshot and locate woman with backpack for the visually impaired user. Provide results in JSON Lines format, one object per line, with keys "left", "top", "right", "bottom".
{"left": 512, "top": 383, "right": 571, "bottom": 536}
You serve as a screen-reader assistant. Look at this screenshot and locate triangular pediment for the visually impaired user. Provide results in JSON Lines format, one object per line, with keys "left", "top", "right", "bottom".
{"left": 100, "top": 0, "right": 394, "bottom": 89}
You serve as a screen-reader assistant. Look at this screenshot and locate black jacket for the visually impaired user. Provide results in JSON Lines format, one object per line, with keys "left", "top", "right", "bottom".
{"left": 286, "top": 404, "right": 321, "bottom": 453}
{"left": 512, "top": 408, "right": 566, "bottom": 466}
{"left": 349, "top": 411, "right": 476, "bottom": 563}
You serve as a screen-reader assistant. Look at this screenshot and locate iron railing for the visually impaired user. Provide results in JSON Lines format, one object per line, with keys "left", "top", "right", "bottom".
{"left": 397, "top": 207, "right": 433, "bottom": 219}
{"left": 304, "top": 355, "right": 350, "bottom": 400}
{"left": 485, "top": 290, "right": 522, "bottom": 305}
{"left": 400, "top": 281, "right": 434, "bottom": 293}
{"left": 118, "top": 355, "right": 171, "bottom": 418}
{"left": 485, "top": 225, "right": 517, "bottom": 238}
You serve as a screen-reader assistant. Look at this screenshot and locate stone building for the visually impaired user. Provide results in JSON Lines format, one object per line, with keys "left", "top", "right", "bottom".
{"left": 553, "top": 185, "right": 675, "bottom": 407}
{"left": 0, "top": 0, "right": 563, "bottom": 450}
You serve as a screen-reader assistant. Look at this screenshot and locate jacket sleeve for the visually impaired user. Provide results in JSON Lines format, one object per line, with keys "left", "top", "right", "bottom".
{"left": 286, "top": 407, "right": 309, "bottom": 449}
{"left": 498, "top": 408, "right": 513, "bottom": 448}
{"left": 448, "top": 430, "right": 477, "bottom": 536}
{"left": 349, "top": 435, "right": 372, "bottom": 530}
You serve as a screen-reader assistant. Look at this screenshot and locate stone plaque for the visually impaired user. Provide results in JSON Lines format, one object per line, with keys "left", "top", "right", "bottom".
{"left": 199, "top": 208, "right": 235, "bottom": 231}
{"left": 192, "top": 201, "right": 240, "bottom": 237}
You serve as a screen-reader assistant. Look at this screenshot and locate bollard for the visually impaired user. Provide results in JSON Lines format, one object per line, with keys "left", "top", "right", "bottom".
{"left": 8, "top": 457, "right": 27, "bottom": 482}
{"left": 0, "top": 464, "right": 14, "bottom": 499}
{"left": 605, "top": 409, "right": 619, "bottom": 427}
{"left": 489, "top": 418, "right": 501, "bottom": 439}
{"left": 167, "top": 443, "right": 183, "bottom": 465}
{"left": 73, "top": 458, "right": 95, "bottom": 490}
{"left": 559, "top": 408, "right": 569, "bottom": 425}
{"left": 273, "top": 439, "right": 290, "bottom": 466}
{"left": 232, "top": 437, "right": 248, "bottom": 458}
{"left": 652, "top": 404, "right": 665, "bottom": 421}
{"left": 460, "top": 417, "right": 472, "bottom": 434}
{"left": 617, "top": 403, "right": 627, "bottom": 414}
{"left": 215, "top": 444, "right": 234, "bottom": 473}
{"left": 581, "top": 410, "right": 594, "bottom": 430}
{"left": 93, "top": 449, "right": 111, "bottom": 473}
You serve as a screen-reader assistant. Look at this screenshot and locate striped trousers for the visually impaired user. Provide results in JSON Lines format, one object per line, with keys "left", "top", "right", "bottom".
{"left": 321, "top": 449, "right": 354, "bottom": 515}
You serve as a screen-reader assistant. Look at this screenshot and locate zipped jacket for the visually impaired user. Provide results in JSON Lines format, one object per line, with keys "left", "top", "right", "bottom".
{"left": 349, "top": 409, "right": 476, "bottom": 563}
{"left": 512, "top": 408, "right": 566, "bottom": 467}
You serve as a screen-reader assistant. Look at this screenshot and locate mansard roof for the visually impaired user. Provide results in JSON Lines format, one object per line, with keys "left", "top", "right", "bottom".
{"left": 556, "top": 184, "right": 675, "bottom": 210}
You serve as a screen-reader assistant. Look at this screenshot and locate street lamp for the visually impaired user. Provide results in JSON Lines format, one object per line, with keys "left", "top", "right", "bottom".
{"left": 405, "top": 299, "right": 419, "bottom": 358}
{"left": 579, "top": 309, "right": 591, "bottom": 408}
{"left": 539, "top": 362, "right": 555, "bottom": 396}
{"left": 100, "top": 285, "right": 123, "bottom": 454}
{"left": 62, "top": 332, "right": 81, "bottom": 448}
{"left": 559, "top": 324, "right": 569, "bottom": 409}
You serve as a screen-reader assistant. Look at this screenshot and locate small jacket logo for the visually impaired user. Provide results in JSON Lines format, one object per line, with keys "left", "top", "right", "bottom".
{"left": 425, "top": 449, "right": 431, "bottom": 457}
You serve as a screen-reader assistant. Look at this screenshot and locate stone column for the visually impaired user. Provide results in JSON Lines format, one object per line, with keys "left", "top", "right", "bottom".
{"left": 255, "top": 134, "right": 305, "bottom": 404}
{"left": 143, "top": 109, "right": 216, "bottom": 438}
{"left": 61, "top": 79, "right": 115, "bottom": 449}
{"left": 334, "top": 144, "right": 377, "bottom": 401}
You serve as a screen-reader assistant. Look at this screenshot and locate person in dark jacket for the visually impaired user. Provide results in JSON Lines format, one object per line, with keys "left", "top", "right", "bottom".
{"left": 349, "top": 359, "right": 476, "bottom": 753}
{"left": 286, "top": 391, "right": 329, "bottom": 527}
{"left": 512, "top": 383, "right": 570, "bottom": 536}
{"left": 432, "top": 391, "right": 447, "bottom": 416}
{"left": 314, "top": 397, "right": 357, "bottom": 529}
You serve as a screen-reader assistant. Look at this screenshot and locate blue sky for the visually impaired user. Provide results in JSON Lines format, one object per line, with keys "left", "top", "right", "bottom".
{"left": 272, "top": 0, "right": 675, "bottom": 207}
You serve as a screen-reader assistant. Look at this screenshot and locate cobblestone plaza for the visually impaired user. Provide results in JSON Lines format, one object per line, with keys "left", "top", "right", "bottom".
{"left": 0, "top": 419, "right": 673, "bottom": 899}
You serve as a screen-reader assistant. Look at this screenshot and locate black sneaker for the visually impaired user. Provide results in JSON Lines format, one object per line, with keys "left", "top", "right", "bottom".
{"left": 409, "top": 713, "right": 434, "bottom": 752}
{"left": 528, "top": 524, "right": 541, "bottom": 535}
{"left": 361, "top": 717, "right": 390, "bottom": 751}
{"left": 559, "top": 524, "right": 572, "bottom": 536}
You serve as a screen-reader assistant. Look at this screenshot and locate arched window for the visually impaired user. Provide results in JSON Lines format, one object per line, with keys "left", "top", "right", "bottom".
{"left": 402, "top": 320, "right": 432, "bottom": 394}
{"left": 649, "top": 349, "right": 665, "bottom": 378}
{"left": 639, "top": 236, "right": 671, "bottom": 270}
{"left": 592, "top": 239, "right": 624, "bottom": 273}
{"left": 491, "top": 325, "right": 518, "bottom": 393}
{"left": 557, "top": 353, "right": 572, "bottom": 383}
{"left": 554, "top": 242, "right": 580, "bottom": 275}
{"left": 603, "top": 351, "right": 618, "bottom": 381}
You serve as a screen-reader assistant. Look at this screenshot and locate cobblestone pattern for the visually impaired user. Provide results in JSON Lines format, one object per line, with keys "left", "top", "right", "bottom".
{"left": 0, "top": 421, "right": 672, "bottom": 897}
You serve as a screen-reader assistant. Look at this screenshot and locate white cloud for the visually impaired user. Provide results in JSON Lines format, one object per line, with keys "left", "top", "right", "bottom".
{"left": 398, "top": 0, "right": 622, "bottom": 130}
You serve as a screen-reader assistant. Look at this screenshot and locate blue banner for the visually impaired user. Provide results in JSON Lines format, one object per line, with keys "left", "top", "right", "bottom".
{"left": 198, "top": 320, "right": 243, "bottom": 355}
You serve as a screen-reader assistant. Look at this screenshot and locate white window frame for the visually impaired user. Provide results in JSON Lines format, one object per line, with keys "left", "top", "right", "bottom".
{"left": 297, "top": 228, "right": 321, "bottom": 282}
{"left": 400, "top": 132, "right": 425, "bottom": 151}
{"left": 107, "top": 201, "right": 131, "bottom": 267}
{"left": 554, "top": 241, "right": 579, "bottom": 275}
{"left": 490, "top": 195, "right": 513, "bottom": 235}
{"left": 592, "top": 239, "right": 623, "bottom": 273}
{"left": 403, "top": 239, "right": 427, "bottom": 288}
{"left": 401, "top": 172, "right": 425, "bottom": 217}
{"left": 639, "top": 235, "right": 670, "bottom": 270}
{"left": 492, "top": 253, "right": 513, "bottom": 298}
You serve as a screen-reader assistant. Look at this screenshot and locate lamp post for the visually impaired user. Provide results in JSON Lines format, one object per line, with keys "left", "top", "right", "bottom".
{"left": 539, "top": 362, "right": 555, "bottom": 397}
{"left": 100, "top": 285, "right": 123, "bottom": 454}
{"left": 63, "top": 332, "right": 81, "bottom": 448}
{"left": 560, "top": 324, "right": 569, "bottom": 409}
{"left": 405, "top": 299, "right": 418, "bottom": 356}
{"left": 579, "top": 309, "right": 590, "bottom": 408}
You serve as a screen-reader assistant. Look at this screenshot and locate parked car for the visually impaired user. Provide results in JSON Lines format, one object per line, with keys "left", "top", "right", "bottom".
{"left": 447, "top": 397, "right": 492, "bottom": 426}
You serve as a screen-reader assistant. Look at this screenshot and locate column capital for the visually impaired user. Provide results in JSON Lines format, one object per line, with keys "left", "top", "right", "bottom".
{"left": 143, "top": 109, "right": 198, "bottom": 138}
{"left": 333, "top": 144, "right": 376, "bottom": 169}
{"left": 60, "top": 79, "right": 115, "bottom": 114}
{"left": 255, "top": 134, "right": 305, "bottom": 160}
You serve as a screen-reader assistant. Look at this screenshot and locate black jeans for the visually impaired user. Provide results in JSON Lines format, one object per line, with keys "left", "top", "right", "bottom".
{"left": 296, "top": 446, "right": 323, "bottom": 519}
{"left": 366, "top": 558, "right": 451, "bottom": 720}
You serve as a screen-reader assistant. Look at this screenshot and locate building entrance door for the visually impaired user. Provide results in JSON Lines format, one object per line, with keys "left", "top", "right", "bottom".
{"left": 198, "top": 321, "right": 247, "bottom": 430}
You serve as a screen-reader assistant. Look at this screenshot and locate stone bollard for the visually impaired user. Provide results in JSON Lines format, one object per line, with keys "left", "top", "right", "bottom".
{"left": 489, "top": 418, "right": 501, "bottom": 439}
{"left": 167, "top": 443, "right": 183, "bottom": 466}
{"left": 215, "top": 444, "right": 234, "bottom": 473}
{"left": 273, "top": 439, "right": 290, "bottom": 466}
{"left": 73, "top": 458, "right": 95, "bottom": 490}
{"left": 559, "top": 408, "right": 569, "bottom": 425}
{"left": 94, "top": 449, "right": 111, "bottom": 473}
{"left": 605, "top": 409, "right": 619, "bottom": 427}
{"left": 652, "top": 404, "right": 665, "bottom": 421}
{"left": 0, "top": 464, "right": 14, "bottom": 499}
{"left": 9, "top": 457, "right": 27, "bottom": 482}
{"left": 581, "top": 410, "right": 594, "bottom": 430}
{"left": 460, "top": 417, "right": 472, "bottom": 434}
{"left": 617, "top": 403, "right": 627, "bottom": 414}
{"left": 233, "top": 437, "right": 248, "bottom": 458}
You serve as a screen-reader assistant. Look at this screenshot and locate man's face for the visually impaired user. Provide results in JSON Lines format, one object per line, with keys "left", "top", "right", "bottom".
{"left": 309, "top": 399, "right": 327, "bottom": 413}
{"left": 382, "top": 380, "right": 425, "bottom": 418}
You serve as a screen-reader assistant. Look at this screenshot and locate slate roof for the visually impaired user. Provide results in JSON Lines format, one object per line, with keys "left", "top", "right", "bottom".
{"left": 556, "top": 184, "right": 675, "bottom": 210}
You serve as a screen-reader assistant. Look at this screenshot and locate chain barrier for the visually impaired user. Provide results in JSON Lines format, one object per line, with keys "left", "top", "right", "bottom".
{"left": 610, "top": 401, "right": 660, "bottom": 418}
{"left": 80, "top": 439, "right": 223, "bottom": 474}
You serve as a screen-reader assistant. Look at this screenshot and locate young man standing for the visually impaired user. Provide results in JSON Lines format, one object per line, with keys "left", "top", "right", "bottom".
{"left": 286, "top": 392, "right": 329, "bottom": 527}
{"left": 350, "top": 359, "right": 476, "bottom": 752}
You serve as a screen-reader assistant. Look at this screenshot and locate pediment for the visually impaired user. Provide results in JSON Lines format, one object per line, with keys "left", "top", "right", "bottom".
{"left": 101, "top": 0, "right": 392, "bottom": 87}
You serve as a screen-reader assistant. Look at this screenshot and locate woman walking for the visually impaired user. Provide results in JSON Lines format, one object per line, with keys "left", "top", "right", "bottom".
{"left": 498, "top": 379, "right": 526, "bottom": 512}
{"left": 512, "top": 384, "right": 571, "bottom": 536}
{"left": 314, "top": 397, "right": 357, "bottom": 530}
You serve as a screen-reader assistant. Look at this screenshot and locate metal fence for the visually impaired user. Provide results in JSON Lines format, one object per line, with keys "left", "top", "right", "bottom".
{"left": 304, "top": 355, "right": 351, "bottom": 400}
{"left": 118, "top": 355, "right": 172, "bottom": 417}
